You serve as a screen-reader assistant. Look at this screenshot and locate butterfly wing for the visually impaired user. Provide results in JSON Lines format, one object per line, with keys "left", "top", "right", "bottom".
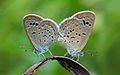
{"left": 37, "top": 19, "right": 59, "bottom": 49}
{"left": 59, "top": 11, "right": 95, "bottom": 56}
{"left": 23, "top": 14, "right": 58, "bottom": 54}
{"left": 72, "top": 11, "right": 95, "bottom": 51}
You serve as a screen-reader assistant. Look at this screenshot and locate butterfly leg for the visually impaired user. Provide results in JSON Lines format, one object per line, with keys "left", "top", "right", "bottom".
{"left": 64, "top": 52, "right": 72, "bottom": 58}
{"left": 71, "top": 56, "right": 78, "bottom": 61}
{"left": 43, "top": 47, "right": 53, "bottom": 56}
{"left": 41, "top": 54, "right": 45, "bottom": 58}
{"left": 77, "top": 56, "right": 80, "bottom": 61}
{"left": 73, "top": 52, "right": 84, "bottom": 61}
{"left": 48, "top": 50, "right": 53, "bottom": 56}
{"left": 64, "top": 52, "right": 78, "bottom": 61}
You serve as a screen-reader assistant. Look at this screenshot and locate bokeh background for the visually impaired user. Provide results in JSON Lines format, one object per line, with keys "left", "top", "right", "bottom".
{"left": 0, "top": 0, "right": 120, "bottom": 75}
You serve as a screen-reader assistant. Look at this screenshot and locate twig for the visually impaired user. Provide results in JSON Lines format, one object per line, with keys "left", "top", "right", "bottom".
{"left": 23, "top": 56, "right": 90, "bottom": 75}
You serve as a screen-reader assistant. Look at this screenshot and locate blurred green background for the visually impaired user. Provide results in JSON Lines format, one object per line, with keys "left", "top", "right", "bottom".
{"left": 0, "top": 0, "right": 120, "bottom": 75}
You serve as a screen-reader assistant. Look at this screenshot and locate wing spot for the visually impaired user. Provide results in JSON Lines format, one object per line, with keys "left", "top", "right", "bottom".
{"left": 51, "top": 36, "right": 54, "bottom": 38}
{"left": 89, "top": 24, "right": 91, "bottom": 26}
{"left": 82, "top": 32, "right": 86, "bottom": 35}
{"left": 33, "top": 22, "right": 35, "bottom": 25}
{"left": 49, "top": 31, "right": 51, "bottom": 33}
{"left": 72, "top": 29, "right": 74, "bottom": 31}
{"left": 27, "top": 26, "right": 30, "bottom": 27}
{"left": 77, "top": 41, "right": 79, "bottom": 42}
{"left": 64, "top": 35, "right": 66, "bottom": 37}
{"left": 35, "top": 23, "right": 38, "bottom": 26}
{"left": 67, "top": 35, "right": 69, "bottom": 37}
{"left": 44, "top": 40, "right": 46, "bottom": 42}
{"left": 83, "top": 20, "right": 86, "bottom": 25}
{"left": 44, "top": 35, "right": 47, "bottom": 37}
{"left": 32, "top": 31, "right": 36, "bottom": 34}
{"left": 76, "top": 33, "right": 78, "bottom": 35}
{"left": 30, "top": 23, "right": 32, "bottom": 25}
{"left": 71, "top": 41, "right": 73, "bottom": 42}
{"left": 79, "top": 34, "right": 81, "bottom": 36}
{"left": 47, "top": 30, "right": 49, "bottom": 32}
{"left": 86, "top": 22, "right": 89, "bottom": 24}
{"left": 71, "top": 36, "right": 75, "bottom": 38}
{"left": 68, "top": 32, "right": 70, "bottom": 34}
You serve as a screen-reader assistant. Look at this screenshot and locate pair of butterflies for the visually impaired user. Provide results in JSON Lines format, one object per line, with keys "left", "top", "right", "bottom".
{"left": 23, "top": 11, "right": 95, "bottom": 59}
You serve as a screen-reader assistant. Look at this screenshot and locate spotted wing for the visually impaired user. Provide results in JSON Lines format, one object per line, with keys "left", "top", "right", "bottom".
{"left": 23, "top": 14, "right": 58, "bottom": 54}
{"left": 37, "top": 19, "right": 59, "bottom": 48}
{"left": 59, "top": 11, "right": 95, "bottom": 56}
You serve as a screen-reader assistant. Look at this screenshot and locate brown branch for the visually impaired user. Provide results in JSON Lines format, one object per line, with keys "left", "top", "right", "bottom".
{"left": 23, "top": 56, "right": 90, "bottom": 75}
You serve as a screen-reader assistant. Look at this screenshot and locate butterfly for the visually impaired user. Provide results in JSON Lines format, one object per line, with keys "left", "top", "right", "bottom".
{"left": 59, "top": 11, "right": 95, "bottom": 60}
{"left": 23, "top": 14, "right": 59, "bottom": 56}
{"left": 23, "top": 11, "right": 95, "bottom": 60}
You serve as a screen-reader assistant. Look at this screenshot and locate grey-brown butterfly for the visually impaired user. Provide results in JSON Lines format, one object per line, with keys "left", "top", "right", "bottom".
{"left": 59, "top": 11, "right": 95, "bottom": 60}
{"left": 23, "top": 14, "right": 59, "bottom": 56}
